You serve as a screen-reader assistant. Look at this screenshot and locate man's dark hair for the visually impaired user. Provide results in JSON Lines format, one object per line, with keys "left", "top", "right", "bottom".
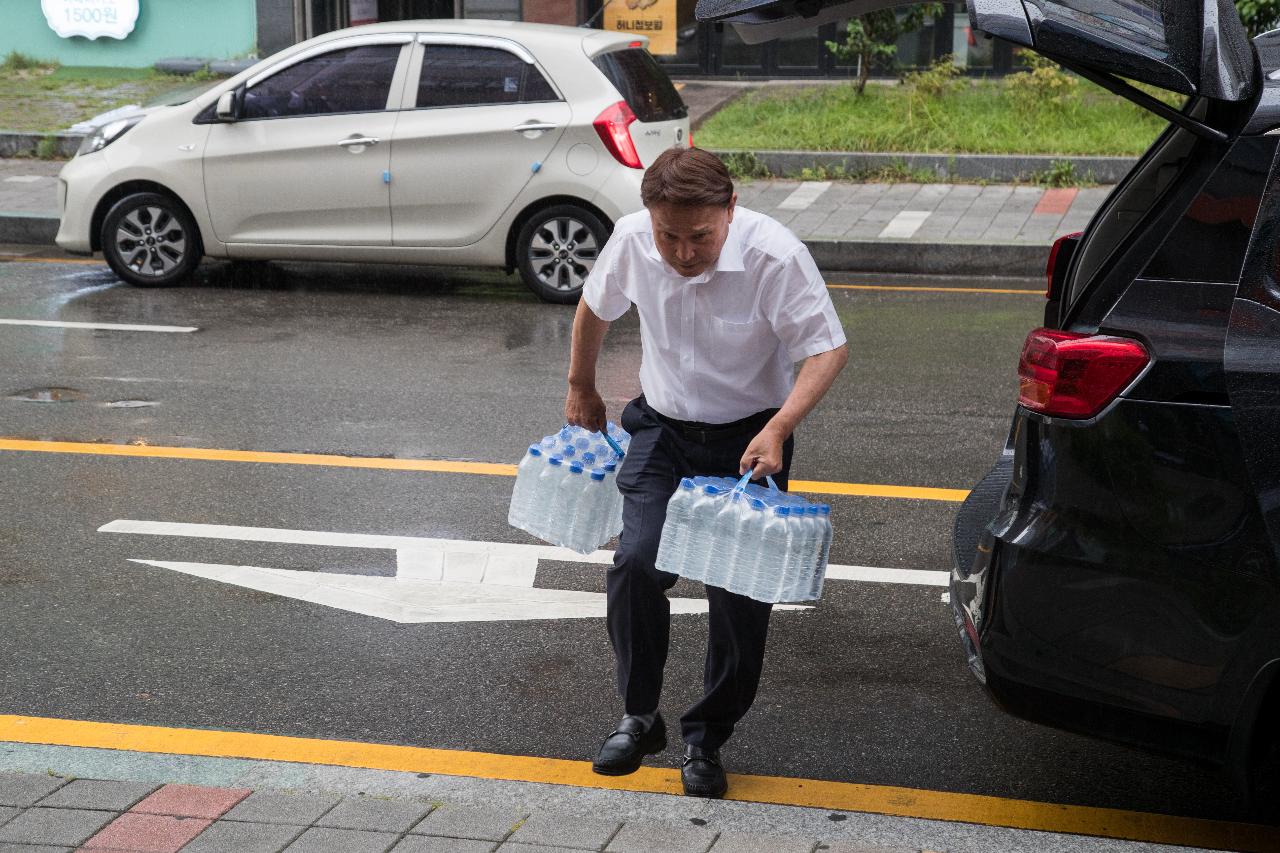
{"left": 641, "top": 147, "right": 734, "bottom": 208}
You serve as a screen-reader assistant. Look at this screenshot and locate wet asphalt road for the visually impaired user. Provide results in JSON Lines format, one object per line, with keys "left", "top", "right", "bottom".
{"left": 0, "top": 257, "right": 1246, "bottom": 825}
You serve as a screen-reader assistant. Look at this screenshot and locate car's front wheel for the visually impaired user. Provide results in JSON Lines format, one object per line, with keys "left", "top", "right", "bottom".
{"left": 515, "top": 204, "right": 608, "bottom": 304}
{"left": 101, "top": 192, "right": 202, "bottom": 287}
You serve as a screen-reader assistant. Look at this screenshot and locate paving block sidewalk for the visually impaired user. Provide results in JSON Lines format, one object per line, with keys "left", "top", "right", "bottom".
{"left": 0, "top": 771, "right": 930, "bottom": 853}
{"left": 0, "top": 157, "right": 1108, "bottom": 275}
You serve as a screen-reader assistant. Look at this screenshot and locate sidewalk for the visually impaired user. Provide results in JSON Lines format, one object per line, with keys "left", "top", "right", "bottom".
{"left": 0, "top": 157, "right": 1106, "bottom": 276}
{"left": 0, "top": 738, "right": 1211, "bottom": 853}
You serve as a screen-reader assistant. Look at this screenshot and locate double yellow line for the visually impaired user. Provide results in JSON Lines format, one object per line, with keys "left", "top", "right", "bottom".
{"left": 0, "top": 715, "right": 1273, "bottom": 851}
{"left": 0, "top": 438, "right": 970, "bottom": 503}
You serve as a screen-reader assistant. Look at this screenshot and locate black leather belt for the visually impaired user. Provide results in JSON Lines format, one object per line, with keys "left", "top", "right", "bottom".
{"left": 643, "top": 398, "right": 778, "bottom": 445}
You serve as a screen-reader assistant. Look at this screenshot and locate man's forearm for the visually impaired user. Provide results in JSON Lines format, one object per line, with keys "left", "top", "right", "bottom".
{"left": 764, "top": 345, "right": 849, "bottom": 438}
{"left": 568, "top": 299, "right": 611, "bottom": 389}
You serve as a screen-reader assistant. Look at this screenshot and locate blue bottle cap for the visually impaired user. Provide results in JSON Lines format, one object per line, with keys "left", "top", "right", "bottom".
{"left": 750, "top": 498, "right": 766, "bottom": 510}
{"left": 807, "top": 505, "right": 819, "bottom": 515}
{"left": 569, "top": 462, "right": 584, "bottom": 474}
{"left": 548, "top": 456, "right": 563, "bottom": 466}
{"left": 704, "top": 485, "right": 721, "bottom": 495}
{"left": 528, "top": 445, "right": 542, "bottom": 456}
{"left": 562, "top": 445, "right": 576, "bottom": 457}
{"left": 820, "top": 504, "right": 831, "bottom": 514}
{"left": 774, "top": 506, "right": 791, "bottom": 516}
{"left": 590, "top": 469, "right": 606, "bottom": 481}
{"left": 604, "top": 462, "right": 617, "bottom": 472}
{"left": 680, "top": 477, "right": 695, "bottom": 489}
{"left": 582, "top": 451, "right": 596, "bottom": 465}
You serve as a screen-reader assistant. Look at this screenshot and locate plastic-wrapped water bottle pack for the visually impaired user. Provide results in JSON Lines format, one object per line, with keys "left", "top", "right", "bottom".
{"left": 655, "top": 473, "right": 833, "bottom": 603}
{"left": 508, "top": 422, "right": 630, "bottom": 555}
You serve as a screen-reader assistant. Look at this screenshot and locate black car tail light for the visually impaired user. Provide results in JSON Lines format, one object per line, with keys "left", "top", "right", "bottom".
{"left": 1018, "top": 328, "right": 1149, "bottom": 419}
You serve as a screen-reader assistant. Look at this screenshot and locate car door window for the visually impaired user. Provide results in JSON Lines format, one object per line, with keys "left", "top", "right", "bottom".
{"left": 417, "top": 44, "right": 557, "bottom": 109}
{"left": 243, "top": 44, "right": 401, "bottom": 119}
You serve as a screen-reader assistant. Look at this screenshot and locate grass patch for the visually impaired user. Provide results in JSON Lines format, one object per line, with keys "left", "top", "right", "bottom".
{"left": 0, "top": 65, "right": 199, "bottom": 136}
{"left": 696, "top": 77, "right": 1170, "bottom": 156}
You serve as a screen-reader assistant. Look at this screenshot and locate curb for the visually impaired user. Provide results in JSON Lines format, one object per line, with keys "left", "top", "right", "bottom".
{"left": 804, "top": 239, "right": 1046, "bottom": 278}
{"left": 0, "top": 212, "right": 59, "bottom": 245}
{"left": 711, "top": 149, "right": 1136, "bottom": 183}
{"left": 0, "top": 213, "right": 1047, "bottom": 277}
{"left": 0, "top": 132, "right": 82, "bottom": 159}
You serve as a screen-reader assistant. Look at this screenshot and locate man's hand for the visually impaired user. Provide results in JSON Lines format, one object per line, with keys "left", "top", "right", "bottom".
{"left": 740, "top": 426, "right": 786, "bottom": 480}
{"left": 566, "top": 384, "right": 606, "bottom": 433}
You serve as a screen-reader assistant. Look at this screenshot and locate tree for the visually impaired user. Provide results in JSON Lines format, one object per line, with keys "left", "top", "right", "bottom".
{"left": 825, "top": 3, "right": 945, "bottom": 95}
{"left": 1237, "top": 0, "right": 1280, "bottom": 37}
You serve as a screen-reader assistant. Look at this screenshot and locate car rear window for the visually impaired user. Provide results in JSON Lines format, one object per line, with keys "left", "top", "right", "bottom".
{"left": 592, "top": 48, "right": 687, "bottom": 123}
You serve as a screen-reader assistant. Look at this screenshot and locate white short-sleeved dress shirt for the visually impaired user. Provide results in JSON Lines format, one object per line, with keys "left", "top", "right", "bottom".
{"left": 582, "top": 206, "right": 847, "bottom": 425}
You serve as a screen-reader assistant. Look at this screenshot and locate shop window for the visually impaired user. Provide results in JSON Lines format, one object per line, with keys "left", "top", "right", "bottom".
{"left": 418, "top": 45, "right": 558, "bottom": 108}
{"left": 463, "top": 0, "right": 521, "bottom": 20}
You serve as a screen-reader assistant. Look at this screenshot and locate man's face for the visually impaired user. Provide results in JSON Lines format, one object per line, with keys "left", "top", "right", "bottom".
{"left": 648, "top": 196, "right": 737, "bottom": 278}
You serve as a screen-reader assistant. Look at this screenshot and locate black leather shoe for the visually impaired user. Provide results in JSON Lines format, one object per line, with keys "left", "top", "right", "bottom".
{"left": 681, "top": 745, "right": 727, "bottom": 798}
{"left": 592, "top": 714, "right": 666, "bottom": 776}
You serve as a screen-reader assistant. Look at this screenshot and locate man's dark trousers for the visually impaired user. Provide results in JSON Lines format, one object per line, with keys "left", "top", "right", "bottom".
{"left": 609, "top": 395, "right": 794, "bottom": 751}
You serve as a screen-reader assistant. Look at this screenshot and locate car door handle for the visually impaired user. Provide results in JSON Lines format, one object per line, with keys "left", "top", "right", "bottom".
{"left": 337, "top": 136, "right": 380, "bottom": 147}
{"left": 513, "top": 122, "right": 557, "bottom": 134}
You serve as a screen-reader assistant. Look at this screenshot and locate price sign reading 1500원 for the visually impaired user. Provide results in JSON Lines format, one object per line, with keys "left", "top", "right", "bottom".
{"left": 42, "top": 0, "right": 140, "bottom": 41}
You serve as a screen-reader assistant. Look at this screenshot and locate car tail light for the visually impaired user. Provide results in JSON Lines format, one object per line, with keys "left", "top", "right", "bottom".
{"left": 688, "top": 130, "right": 694, "bottom": 148}
{"left": 594, "top": 101, "right": 642, "bottom": 169}
{"left": 1018, "top": 328, "right": 1149, "bottom": 419}
{"left": 1045, "top": 231, "right": 1082, "bottom": 299}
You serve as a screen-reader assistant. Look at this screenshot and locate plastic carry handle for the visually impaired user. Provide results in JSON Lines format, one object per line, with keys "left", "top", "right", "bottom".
{"left": 734, "top": 471, "right": 753, "bottom": 493}
{"left": 766, "top": 475, "right": 780, "bottom": 493}
{"left": 603, "top": 432, "right": 625, "bottom": 458}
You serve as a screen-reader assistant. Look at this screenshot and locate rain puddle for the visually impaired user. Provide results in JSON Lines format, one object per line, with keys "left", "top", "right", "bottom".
{"left": 8, "top": 387, "right": 85, "bottom": 403}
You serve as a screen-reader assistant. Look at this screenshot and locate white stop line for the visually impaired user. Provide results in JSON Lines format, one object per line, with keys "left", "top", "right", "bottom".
{"left": 99, "top": 519, "right": 945, "bottom": 624}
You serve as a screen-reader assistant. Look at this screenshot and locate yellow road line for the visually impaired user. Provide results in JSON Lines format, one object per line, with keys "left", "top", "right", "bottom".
{"left": 828, "top": 283, "right": 1042, "bottom": 295}
{"left": 0, "top": 715, "right": 1271, "bottom": 851}
{"left": 0, "top": 256, "right": 102, "bottom": 266}
{"left": 0, "top": 438, "right": 967, "bottom": 502}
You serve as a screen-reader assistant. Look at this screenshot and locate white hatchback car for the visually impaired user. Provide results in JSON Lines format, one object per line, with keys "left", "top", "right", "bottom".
{"left": 55, "top": 20, "right": 690, "bottom": 303}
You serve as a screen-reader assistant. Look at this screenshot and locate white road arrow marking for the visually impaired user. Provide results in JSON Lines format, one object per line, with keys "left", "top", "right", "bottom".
{"left": 128, "top": 560, "right": 714, "bottom": 623}
{"left": 101, "top": 520, "right": 821, "bottom": 623}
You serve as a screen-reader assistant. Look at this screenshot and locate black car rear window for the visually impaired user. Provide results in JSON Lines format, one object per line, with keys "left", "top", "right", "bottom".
{"left": 592, "top": 48, "right": 687, "bottom": 123}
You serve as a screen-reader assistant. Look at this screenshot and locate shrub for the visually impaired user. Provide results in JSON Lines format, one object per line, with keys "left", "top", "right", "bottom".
{"left": 720, "top": 151, "right": 771, "bottom": 180}
{"left": 903, "top": 56, "right": 962, "bottom": 99}
{"left": 1006, "top": 52, "right": 1078, "bottom": 110}
{"left": 2, "top": 51, "right": 58, "bottom": 74}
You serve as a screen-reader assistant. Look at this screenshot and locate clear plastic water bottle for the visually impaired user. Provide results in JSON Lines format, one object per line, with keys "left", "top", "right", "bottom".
{"left": 683, "top": 484, "right": 723, "bottom": 583}
{"left": 601, "top": 460, "right": 622, "bottom": 540}
{"left": 564, "top": 468, "right": 607, "bottom": 554}
{"left": 508, "top": 444, "right": 544, "bottom": 530}
{"left": 656, "top": 477, "right": 697, "bottom": 574}
{"left": 705, "top": 489, "right": 751, "bottom": 591}
{"left": 809, "top": 504, "right": 833, "bottom": 600}
{"left": 523, "top": 455, "right": 565, "bottom": 540}
{"left": 754, "top": 505, "right": 792, "bottom": 601}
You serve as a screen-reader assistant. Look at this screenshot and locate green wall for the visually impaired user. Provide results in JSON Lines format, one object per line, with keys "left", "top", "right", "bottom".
{"left": 3, "top": 1, "right": 259, "bottom": 68}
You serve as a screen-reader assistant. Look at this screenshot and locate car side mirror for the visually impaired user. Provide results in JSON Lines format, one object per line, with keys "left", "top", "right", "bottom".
{"left": 215, "top": 89, "right": 240, "bottom": 122}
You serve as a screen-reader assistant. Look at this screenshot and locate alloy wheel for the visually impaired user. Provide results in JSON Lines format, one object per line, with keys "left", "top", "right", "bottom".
{"left": 115, "top": 205, "right": 188, "bottom": 278}
{"left": 527, "top": 217, "right": 600, "bottom": 292}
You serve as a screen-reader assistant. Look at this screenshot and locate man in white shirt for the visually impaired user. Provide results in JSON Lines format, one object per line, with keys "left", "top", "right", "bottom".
{"left": 565, "top": 147, "right": 848, "bottom": 798}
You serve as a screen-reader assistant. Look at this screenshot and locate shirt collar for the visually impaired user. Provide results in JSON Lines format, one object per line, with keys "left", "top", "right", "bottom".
{"left": 644, "top": 217, "right": 745, "bottom": 279}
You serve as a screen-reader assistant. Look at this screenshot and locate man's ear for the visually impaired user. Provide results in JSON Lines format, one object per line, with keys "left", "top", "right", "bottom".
{"left": 726, "top": 193, "right": 737, "bottom": 223}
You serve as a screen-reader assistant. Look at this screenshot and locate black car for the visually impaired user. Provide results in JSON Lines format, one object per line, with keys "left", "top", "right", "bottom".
{"left": 697, "top": 0, "right": 1280, "bottom": 807}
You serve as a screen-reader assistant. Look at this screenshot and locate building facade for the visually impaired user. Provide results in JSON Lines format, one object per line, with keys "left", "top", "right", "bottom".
{"left": 8, "top": 0, "right": 1012, "bottom": 76}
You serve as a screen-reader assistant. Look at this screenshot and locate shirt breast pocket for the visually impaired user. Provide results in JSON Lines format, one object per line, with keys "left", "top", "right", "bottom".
{"left": 705, "top": 315, "right": 774, "bottom": 375}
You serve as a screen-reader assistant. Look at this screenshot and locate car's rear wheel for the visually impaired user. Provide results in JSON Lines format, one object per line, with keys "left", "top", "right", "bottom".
{"left": 102, "top": 192, "right": 201, "bottom": 287}
{"left": 516, "top": 204, "right": 608, "bottom": 304}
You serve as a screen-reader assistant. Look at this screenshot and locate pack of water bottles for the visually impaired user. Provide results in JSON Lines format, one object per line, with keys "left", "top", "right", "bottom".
{"left": 655, "top": 473, "right": 833, "bottom": 603}
{"left": 507, "top": 422, "right": 631, "bottom": 555}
